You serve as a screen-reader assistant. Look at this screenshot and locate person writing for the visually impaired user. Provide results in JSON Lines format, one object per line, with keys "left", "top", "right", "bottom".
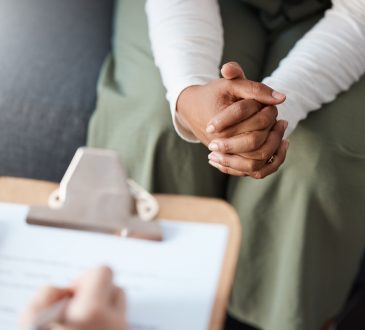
{"left": 20, "top": 267, "right": 128, "bottom": 330}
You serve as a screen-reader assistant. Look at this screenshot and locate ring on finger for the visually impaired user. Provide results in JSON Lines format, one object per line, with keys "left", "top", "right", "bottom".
{"left": 266, "top": 155, "right": 275, "bottom": 164}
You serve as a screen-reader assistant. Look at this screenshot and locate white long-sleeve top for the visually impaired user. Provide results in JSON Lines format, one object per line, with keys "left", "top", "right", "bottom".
{"left": 145, "top": 0, "right": 365, "bottom": 142}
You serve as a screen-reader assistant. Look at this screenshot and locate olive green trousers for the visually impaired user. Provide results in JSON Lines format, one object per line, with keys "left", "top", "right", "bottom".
{"left": 88, "top": 1, "right": 365, "bottom": 329}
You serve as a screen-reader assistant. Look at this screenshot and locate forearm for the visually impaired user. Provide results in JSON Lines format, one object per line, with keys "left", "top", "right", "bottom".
{"left": 145, "top": 0, "right": 223, "bottom": 141}
{"left": 263, "top": 0, "right": 365, "bottom": 137}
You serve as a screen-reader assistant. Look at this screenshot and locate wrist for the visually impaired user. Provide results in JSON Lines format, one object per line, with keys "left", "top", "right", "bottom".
{"left": 176, "top": 85, "right": 202, "bottom": 131}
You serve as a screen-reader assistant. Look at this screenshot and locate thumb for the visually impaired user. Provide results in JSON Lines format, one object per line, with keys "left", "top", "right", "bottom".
{"left": 20, "top": 286, "right": 72, "bottom": 327}
{"left": 221, "top": 61, "right": 246, "bottom": 80}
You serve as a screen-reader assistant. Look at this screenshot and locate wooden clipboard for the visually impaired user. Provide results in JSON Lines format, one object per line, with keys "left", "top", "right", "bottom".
{"left": 0, "top": 176, "right": 241, "bottom": 330}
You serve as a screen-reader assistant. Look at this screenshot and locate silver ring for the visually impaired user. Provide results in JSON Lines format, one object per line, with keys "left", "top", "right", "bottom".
{"left": 266, "top": 155, "right": 275, "bottom": 164}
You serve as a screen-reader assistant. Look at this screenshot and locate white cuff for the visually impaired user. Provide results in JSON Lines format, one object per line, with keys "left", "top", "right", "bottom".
{"left": 262, "top": 77, "right": 318, "bottom": 138}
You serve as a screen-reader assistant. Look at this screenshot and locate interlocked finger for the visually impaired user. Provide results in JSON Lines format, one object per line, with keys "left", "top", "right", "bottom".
{"left": 208, "top": 130, "right": 269, "bottom": 154}
{"left": 207, "top": 99, "right": 262, "bottom": 133}
{"left": 240, "top": 120, "right": 287, "bottom": 161}
{"left": 251, "top": 140, "right": 289, "bottom": 179}
{"left": 208, "top": 139, "right": 289, "bottom": 178}
{"left": 208, "top": 152, "right": 266, "bottom": 173}
{"left": 208, "top": 160, "right": 248, "bottom": 177}
{"left": 218, "top": 105, "right": 278, "bottom": 138}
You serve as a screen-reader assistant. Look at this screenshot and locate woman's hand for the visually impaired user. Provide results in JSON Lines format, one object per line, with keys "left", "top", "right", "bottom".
{"left": 177, "top": 61, "right": 289, "bottom": 178}
{"left": 176, "top": 71, "right": 286, "bottom": 147}
{"left": 205, "top": 62, "right": 289, "bottom": 178}
{"left": 20, "top": 266, "right": 128, "bottom": 330}
{"left": 208, "top": 120, "right": 289, "bottom": 178}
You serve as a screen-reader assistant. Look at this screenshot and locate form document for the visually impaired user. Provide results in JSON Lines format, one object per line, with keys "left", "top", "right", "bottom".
{"left": 0, "top": 203, "right": 228, "bottom": 330}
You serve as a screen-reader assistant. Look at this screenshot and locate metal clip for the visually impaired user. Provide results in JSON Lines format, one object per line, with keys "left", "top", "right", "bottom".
{"left": 27, "top": 148, "right": 162, "bottom": 241}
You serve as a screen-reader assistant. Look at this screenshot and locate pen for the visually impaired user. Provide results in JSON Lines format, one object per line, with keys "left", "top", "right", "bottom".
{"left": 27, "top": 297, "right": 70, "bottom": 330}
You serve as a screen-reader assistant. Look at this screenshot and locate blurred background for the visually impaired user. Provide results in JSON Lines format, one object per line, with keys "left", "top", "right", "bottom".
{"left": 0, "top": 0, "right": 113, "bottom": 181}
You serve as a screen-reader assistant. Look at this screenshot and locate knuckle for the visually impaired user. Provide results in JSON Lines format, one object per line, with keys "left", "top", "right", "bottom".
{"left": 232, "top": 104, "right": 245, "bottom": 120}
{"left": 249, "top": 81, "right": 262, "bottom": 96}
{"left": 259, "top": 150, "right": 271, "bottom": 161}
{"left": 246, "top": 132, "right": 263, "bottom": 150}
{"left": 258, "top": 114, "right": 271, "bottom": 128}
{"left": 253, "top": 171, "right": 264, "bottom": 179}
{"left": 264, "top": 105, "right": 278, "bottom": 118}
{"left": 267, "top": 111, "right": 277, "bottom": 123}
{"left": 211, "top": 118, "right": 221, "bottom": 129}
{"left": 245, "top": 135, "right": 257, "bottom": 151}
{"left": 248, "top": 136, "right": 259, "bottom": 151}
{"left": 247, "top": 99, "right": 261, "bottom": 109}
{"left": 253, "top": 100, "right": 264, "bottom": 113}
{"left": 272, "top": 106, "right": 279, "bottom": 117}
{"left": 246, "top": 160, "right": 259, "bottom": 172}
{"left": 262, "top": 108, "right": 277, "bottom": 122}
{"left": 271, "top": 131, "right": 283, "bottom": 145}
{"left": 221, "top": 157, "right": 230, "bottom": 168}
{"left": 222, "top": 141, "right": 232, "bottom": 153}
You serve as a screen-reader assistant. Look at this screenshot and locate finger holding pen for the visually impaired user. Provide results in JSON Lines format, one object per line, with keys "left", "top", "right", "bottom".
{"left": 20, "top": 266, "right": 128, "bottom": 330}
{"left": 20, "top": 286, "right": 72, "bottom": 329}
{"left": 66, "top": 266, "right": 127, "bottom": 330}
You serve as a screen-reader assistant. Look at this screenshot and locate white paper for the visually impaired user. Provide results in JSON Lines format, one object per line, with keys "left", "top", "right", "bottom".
{"left": 0, "top": 203, "right": 228, "bottom": 330}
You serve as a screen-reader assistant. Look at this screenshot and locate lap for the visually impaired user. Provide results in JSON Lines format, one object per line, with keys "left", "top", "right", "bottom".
{"left": 227, "top": 12, "right": 365, "bottom": 330}
{"left": 88, "top": 2, "right": 365, "bottom": 328}
{"left": 88, "top": 0, "right": 226, "bottom": 196}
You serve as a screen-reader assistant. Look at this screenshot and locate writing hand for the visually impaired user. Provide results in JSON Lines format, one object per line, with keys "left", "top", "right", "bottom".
{"left": 20, "top": 266, "right": 128, "bottom": 330}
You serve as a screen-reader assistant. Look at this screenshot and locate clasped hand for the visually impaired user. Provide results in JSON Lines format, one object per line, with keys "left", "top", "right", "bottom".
{"left": 177, "top": 62, "right": 289, "bottom": 178}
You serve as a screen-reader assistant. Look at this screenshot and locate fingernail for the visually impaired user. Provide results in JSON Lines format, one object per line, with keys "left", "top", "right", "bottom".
{"left": 208, "top": 152, "right": 220, "bottom": 162}
{"left": 272, "top": 91, "right": 286, "bottom": 100}
{"left": 209, "top": 160, "right": 219, "bottom": 169}
{"left": 283, "top": 120, "right": 288, "bottom": 130}
{"left": 283, "top": 140, "right": 290, "bottom": 151}
{"left": 231, "top": 62, "right": 240, "bottom": 69}
{"left": 206, "top": 125, "right": 215, "bottom": 134}
{"left": 208, "top": 142, "right": 219, "bottom": 151}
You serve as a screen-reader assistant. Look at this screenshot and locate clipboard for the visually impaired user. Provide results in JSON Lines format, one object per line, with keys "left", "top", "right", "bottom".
{"left": 0, "top": 152, "right": 241, "bottom": 330}
{"left": 26, "top": 148, "right": 163, "bottom": 241}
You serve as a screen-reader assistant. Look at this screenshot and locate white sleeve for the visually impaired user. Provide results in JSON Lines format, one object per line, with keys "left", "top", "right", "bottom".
{"left": 146, "top": 0, "right": 365, "bottom": 142}
{"left": 145, "top": 0, "right": 223, "bottom": 142}
{"left": 263, "top": 0, "right": 365, "bottom": 137}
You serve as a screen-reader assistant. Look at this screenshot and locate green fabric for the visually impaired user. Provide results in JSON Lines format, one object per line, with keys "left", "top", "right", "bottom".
{"left": 87, "top": 0, "right": 226, "bottom": 197}
{"left": 225, "top": 6, "right": 365, "bottom": 329}
{"left": 88, "top": 1, "right": 365, "bottom": 329}
{"left": 242, "top": 0, "right": 331, "bottom": 30}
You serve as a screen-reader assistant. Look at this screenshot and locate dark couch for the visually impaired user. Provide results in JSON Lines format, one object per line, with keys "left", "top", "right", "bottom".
{"left": 0, "top": 0, "right": 113, "bottom": 181}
